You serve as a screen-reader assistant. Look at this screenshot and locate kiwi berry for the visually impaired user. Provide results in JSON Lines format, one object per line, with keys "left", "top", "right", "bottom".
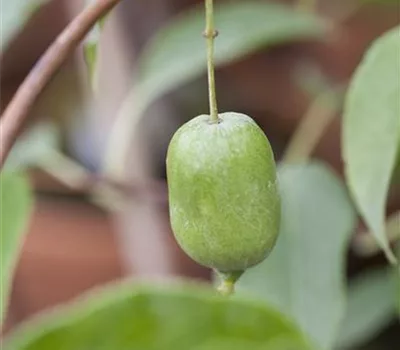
{"left": 167, "top": 112, "right": 280, "bottom": 273}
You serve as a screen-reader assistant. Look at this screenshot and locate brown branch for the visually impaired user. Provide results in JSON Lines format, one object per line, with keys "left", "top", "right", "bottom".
{"left": 0, "top": 0, "right": 121, "bottom": 169}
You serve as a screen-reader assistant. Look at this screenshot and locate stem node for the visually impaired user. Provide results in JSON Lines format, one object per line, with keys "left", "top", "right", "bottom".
{"left": 202, "top": 29, "right": 219, "bottom": 38}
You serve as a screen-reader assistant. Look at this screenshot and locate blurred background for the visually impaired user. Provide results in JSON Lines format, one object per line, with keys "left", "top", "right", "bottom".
{"left": 1, "top": 0, "right": 399, "bottom": 348}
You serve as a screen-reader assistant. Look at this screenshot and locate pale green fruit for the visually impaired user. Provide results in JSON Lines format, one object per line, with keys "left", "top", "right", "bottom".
{"left": 166, "top": 112, "right": 280, "bottom": 273}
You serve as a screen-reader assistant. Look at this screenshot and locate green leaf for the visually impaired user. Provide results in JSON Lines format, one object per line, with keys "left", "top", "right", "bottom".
{"left": 104, "top": 1, "right": 326, "bottom": 176}
{"left": 4, "top": 122, "right": 61, "bottom": 171}
{"left": 343, "top": 26, "right": 400, "bottom": 264}
{"left": 4, "top": 282, "right": 314, "bottom": 350}
{"left": 336, "top": 268, "right": 397, "bottom": 349}
{"left": 0, "top": 0, "right": 49, "bottom": 51}
{"left": 192, "top": 337, "right": 311, "bottom": 350}
{"left": 83, "top": 1, "right": 106, "bottom": 91}
{"left": 236, "top": 162, "right": 356, "bottom": 350}
{"left": 84, "top": 36, "right": 99, "bottom": 89}
{"left": 0, "top": 173, "right": 33, "bottom": 323}
{"left": 137, "top": 1, "right": 325, "bottom": 106}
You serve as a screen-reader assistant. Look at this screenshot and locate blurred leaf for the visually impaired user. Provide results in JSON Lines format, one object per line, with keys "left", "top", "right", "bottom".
{"left": 4, "top": 122, "right": 61, "bottom": 171}
{"left": 0, "top": 0, "right": 49, "bottom": 51}
{"left": 84, "top": 34, "right": 99, "bottom": 89}
{"left": 104, "top": 1, "right": 326, "bottom": 176}
{"left": 393, "top": 152, "right": 400, "bottom": 185}
{"left": 83, "top": 1, "right": 106, "bottom": 91}
{"left": 336, "top": 268, "right": 397, "bottom": 349}
{"left": 359, "top": 0, "right": 400, "bottom": 3}
{"left": 191, "top": 340, "right": 263, "bottom": 350}
{"left": 137, "top": 1, "right": 325, "bottom": 105}
{"left": 236, "top": 162, "right": 356, "bottom": 350}
{"left": 0, "top": 173, "right": 33, "bottom": 323}
{"left": 343, "top": 26, "right": 400, "bottom": 264}
{"left": 192, "top": 337, "right": 311, "bottom": 350}
{"left": 294, "top": 63, "right": 333, "bottom": 98}
{"left": 5, "top": 283, "right": 314, "bottom": 350}
{"left": 352, "top": 211, "right": 400, "bottom": 257}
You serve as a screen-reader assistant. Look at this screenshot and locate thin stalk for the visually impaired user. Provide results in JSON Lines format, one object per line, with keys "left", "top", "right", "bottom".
{"left": 204, "top": 0, "right": 219, "bottom": 123}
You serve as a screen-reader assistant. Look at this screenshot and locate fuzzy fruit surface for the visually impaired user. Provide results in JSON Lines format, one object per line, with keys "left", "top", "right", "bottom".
{"left": 167, "top": 112, "right": 281, "bottom": 272}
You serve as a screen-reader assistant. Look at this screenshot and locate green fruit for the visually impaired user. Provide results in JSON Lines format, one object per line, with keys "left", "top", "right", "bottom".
{"left": 166, "top": 112, "right": 280, "bottom": 273}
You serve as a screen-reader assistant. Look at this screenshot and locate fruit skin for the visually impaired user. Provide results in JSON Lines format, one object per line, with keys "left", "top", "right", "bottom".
{"left": 166, "top": 112, "right": 280, "bottom": 272}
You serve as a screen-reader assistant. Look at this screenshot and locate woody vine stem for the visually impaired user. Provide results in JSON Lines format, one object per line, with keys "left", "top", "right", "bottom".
{"left": 204, "top": 0, "right": 219, "bottom": 123}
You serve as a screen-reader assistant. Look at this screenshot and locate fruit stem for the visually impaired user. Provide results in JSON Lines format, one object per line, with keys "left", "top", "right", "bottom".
{"left": 204, "top": 0, "right": 219, "bottom": 123}
{"left": 216, "top": 271, "right": 244, "bottom": 296}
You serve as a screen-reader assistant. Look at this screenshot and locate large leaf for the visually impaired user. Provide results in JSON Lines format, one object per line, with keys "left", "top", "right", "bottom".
{"left": 193, "top": 337, "right": 311, "bottom": 350}
{"left": 336, "top": 268, "right": 397, "bottom": 349}
{"left": 343, "top": 26, "right": 400, "bottom": 264}
{"left": 4, "top": 282, "right": 314, "bottom": 350}
{"left": 104, "top": 1, "right": 326, "bottom": 176}
{"left": 0, "top": 173, "right": 33, "bottom": 323}
{"left": 236, "top": 162, "right": 356, "bottom": 350}
{"left": 0, "top": 0, "right": 49, "bottom": 51}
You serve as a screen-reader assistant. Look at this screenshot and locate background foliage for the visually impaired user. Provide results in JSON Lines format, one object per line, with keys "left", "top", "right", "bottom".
{"left": 1, "top": 0, "right": 399, "bottom": 349}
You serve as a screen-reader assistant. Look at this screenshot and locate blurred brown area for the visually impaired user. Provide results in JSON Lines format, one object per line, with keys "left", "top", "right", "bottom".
{"left": 3, "top": 191, "right": 122, "bottom": 332}
{"left": 1, "top": 0, "right": 399, "bottom": 335}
